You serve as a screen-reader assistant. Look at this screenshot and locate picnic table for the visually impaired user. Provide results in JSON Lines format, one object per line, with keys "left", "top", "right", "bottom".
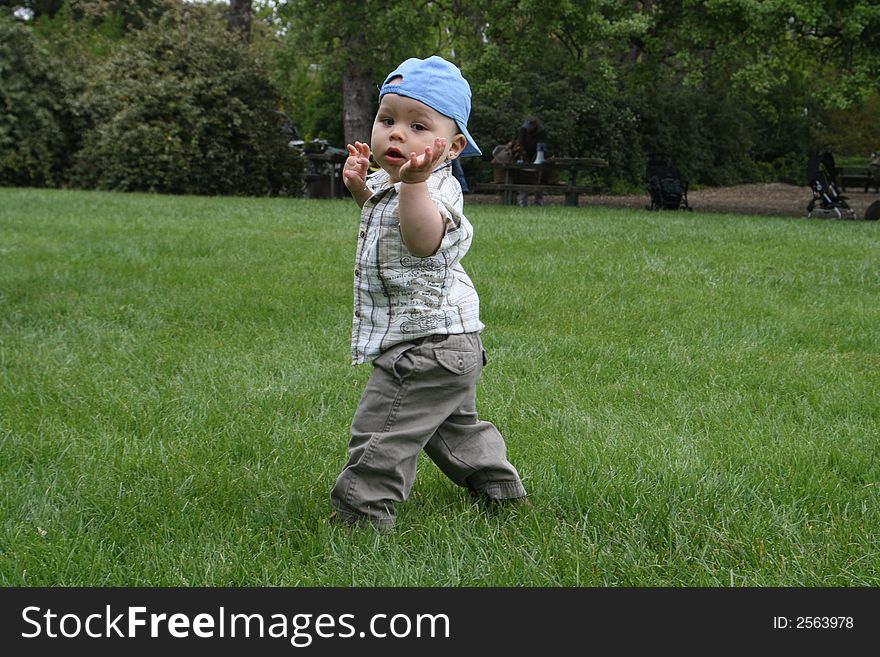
{"left": 301, "top": 149, "right": 348, "bottom": 199}
{"left": 475, "top": 157, "right": 608, "bottom": 206}
{"left": 838, "top": 167, "right": 880, "bottom": 193}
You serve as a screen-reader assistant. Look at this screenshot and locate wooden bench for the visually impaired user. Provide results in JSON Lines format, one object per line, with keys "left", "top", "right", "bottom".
{"left": 474, "top": 182, "right": 599, "bottom": 206}
{"left": 838, "top": 169, "right": 880, "bottom": 193}
{"left": 483, "top": 157, "right": 608, "bottom": 206}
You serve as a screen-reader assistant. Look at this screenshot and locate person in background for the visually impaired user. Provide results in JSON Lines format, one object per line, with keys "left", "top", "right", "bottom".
{"left": 512, "top": 116, "right": 548, "bottom": 207}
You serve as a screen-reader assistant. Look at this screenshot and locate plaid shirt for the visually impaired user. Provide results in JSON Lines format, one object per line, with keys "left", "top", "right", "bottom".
{"left": 351, "top": 162, "right": 484, "bottom": 364}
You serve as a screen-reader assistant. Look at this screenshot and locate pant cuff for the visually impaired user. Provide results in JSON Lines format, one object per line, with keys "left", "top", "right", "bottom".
{"left": 331, "top": 503, "right": 396, "bottom": 531}
{"left": 471, "top": 480, "right": 527, "bottom": 500}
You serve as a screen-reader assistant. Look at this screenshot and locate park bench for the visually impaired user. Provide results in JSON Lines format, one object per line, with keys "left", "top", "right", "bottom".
{"left": 837, "top": 167, "right": 880, "bottom": 193}
{"left": 473, "top": 182, "right": 601, "bottom": 206}
{"left": 475, "top": 157, "right": 607, "bottom": 206}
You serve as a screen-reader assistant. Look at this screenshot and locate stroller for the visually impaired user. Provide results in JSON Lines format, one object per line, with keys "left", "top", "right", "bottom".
{"left": 645, "top": 153, "right": 691, "bottom": 211}
{"left": 806, "top": 150, "right": 856, "bottom": 219}
{"left": 869, "top": 151, "right": 880, "bottom": 193}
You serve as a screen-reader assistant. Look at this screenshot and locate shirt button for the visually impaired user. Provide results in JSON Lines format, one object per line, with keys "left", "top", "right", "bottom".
{"left": 360, "top": 230, "right": 366, "bottom": 238}
{"left": 354, "top": 269, "right": 360, "bottom": 276}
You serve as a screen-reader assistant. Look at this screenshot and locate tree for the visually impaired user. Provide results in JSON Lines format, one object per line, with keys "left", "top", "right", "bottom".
{"left": 6, "top": 0, "right": 877, "bottom": 194}
{"left": 3, "top": 0, "right": 181, "bottom": 29}
{"left": 228, "top": 0, "right": 252, "bottom": 42}
{"left": 265, "top": 0, "right": 880, "bottom": 186}
{"left": 0, "top": 0, "right": 64, "bottom": 20}
{"left": 274, "top": 0, "right": 450, "bottom": 146}
{"left": 617, "top": 0, "right": 879, "bottom": 179}
{"left": 450, "top": 0, "right": 650, "bottom": 184}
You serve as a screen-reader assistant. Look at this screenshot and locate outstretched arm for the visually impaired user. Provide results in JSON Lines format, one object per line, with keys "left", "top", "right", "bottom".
{"left": 343, "top": 141, "right": 374, "bottom": 208}
{"left": 397, "top": 137, "right": 448, "bottom": 257}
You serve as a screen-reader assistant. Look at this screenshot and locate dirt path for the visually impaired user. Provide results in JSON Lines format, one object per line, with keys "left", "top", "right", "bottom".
{"left": 468, "top": 182, "right": 880, "bottom": 219}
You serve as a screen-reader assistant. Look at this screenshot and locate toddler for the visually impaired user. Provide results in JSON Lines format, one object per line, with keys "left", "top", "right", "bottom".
{"left": 330, "top": 56, "right": 528, "bottom": 530}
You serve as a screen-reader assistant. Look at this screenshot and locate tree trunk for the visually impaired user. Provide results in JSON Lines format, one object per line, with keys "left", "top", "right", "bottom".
{"left": 227, "top": 0, "right": 253, "bottom": 42}
{"left": 342, "top": 67, "right": 375, "bottom": 146}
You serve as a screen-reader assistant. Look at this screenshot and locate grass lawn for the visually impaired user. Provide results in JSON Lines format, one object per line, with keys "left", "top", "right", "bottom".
{"left": 1, "top": 187, "right": 878, "bottom": 586}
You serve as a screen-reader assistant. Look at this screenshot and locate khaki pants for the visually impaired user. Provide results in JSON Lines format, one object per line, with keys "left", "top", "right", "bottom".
{"left": 331, "top": 332, "right": 526, "bottom": 529}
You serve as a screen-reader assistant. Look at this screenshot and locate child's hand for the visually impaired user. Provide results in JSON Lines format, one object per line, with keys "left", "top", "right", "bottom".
{"left": 343, "top": 141, "right": 371, "bottom": 194}
{"left": 398, "top": 137, "right": 446, "bottom": 185}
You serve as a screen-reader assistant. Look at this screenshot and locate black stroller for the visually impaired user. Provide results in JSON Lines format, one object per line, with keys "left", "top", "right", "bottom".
{"left": 645, "top": 153, "right": 691, "bottom": 211}
{"left": 869, "top": 151, "right": 880, "bottom": 193}
{"left": 806, "top": 150, "right": 856, "bottom": 219}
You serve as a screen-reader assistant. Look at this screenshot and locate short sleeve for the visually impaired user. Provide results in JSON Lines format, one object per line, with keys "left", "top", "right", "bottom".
{"left": 429, "top": 173, "right": 467, "bottom": 252}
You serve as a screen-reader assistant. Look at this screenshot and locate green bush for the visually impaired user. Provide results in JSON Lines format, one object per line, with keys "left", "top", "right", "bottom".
{"left": 71, "top": 8, "right": 301, "bottom": 196}
{"left": 465, "top": 53, "right": 643, "bottom": 189}
{"left": 631, "top": 70, "right": 764, "bottom": 188}
{"left": 0, "top": 16, "right": 74, "bottom": 187}
{"left": 812, "top": 91, "right": 880, "bottom": 159}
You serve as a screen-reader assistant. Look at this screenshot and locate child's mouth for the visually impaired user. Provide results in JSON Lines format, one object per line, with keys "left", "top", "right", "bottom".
{"left": 385, "top": 148, "right": 406, "bottom": 164}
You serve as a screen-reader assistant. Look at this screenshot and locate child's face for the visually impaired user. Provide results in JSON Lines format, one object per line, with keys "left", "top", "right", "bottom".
{"left": 371, "top": 90, "right": 466, "bottom": 182}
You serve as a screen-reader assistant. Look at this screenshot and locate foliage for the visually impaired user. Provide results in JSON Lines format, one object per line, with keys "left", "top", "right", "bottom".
{"left": 1, "top": 0, "right": 174, "bottom": 29}
{"left": 812, "top": 90, "right": 880, "bottom": 157}
{"left": 273, "top": 0, "right": 452, "bottom": 145}
{"left": 448, "top": 0, "right": 880, "bottom": 187}
{"left": 4, "top": 0, "right": 880, "bottom": 194}
{"left": 632, "top": 0, "right": 879, "bottom": 175}
{"left": 69, "top": 5, "right": 301, "bottom": 195}
{"left": 0, "top": 16, "right": 75, "bottom": 186}
{"left": 0, "top": 0, "right": 64, "bottom": 20}
{"left": 265, "top": 34, "right": 345, "bottom": 145}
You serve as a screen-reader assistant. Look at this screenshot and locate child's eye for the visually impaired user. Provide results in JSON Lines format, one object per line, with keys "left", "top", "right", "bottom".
{"left": 412, "top": 123, "right": 426, "bottom": 131}
{"left": 380, "top": 118, "right": 394, "bottom": 126}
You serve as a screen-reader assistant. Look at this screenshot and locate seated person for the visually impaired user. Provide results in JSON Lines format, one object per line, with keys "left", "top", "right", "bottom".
{"left": 513, "top": 117, "right": 547, "bottom": 206}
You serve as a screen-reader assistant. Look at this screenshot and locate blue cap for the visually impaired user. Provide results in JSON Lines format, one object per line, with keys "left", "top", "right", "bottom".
{"left": 379, "top": 56, "right": 481, "bottom": 158}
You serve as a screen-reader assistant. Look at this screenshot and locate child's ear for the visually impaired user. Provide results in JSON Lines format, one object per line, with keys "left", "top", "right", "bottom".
{"left": 448, "top": 133, "right": 467, "bottom": 159}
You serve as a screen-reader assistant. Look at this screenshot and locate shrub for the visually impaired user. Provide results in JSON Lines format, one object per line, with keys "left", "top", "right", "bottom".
{"left": 466, "top": 56, "right": 642, "bottom": 189}
{"left": 71, "top": 7, "right": 301, "bottom": 196}
{"left": 0, "top": 16, "right": 74, "bottom": 187}
{"left": 812, "top": 91, "right": 880, "bottom": 159}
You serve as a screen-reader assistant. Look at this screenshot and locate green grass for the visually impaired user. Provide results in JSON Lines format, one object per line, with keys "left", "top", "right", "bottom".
{"left": 1, "top": 187, "right": 878, "bottom": 586}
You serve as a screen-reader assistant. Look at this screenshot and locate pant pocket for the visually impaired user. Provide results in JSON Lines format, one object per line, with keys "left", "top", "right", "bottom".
{"left": 433, "top": 347, "right": 479, "bottom": 375}
{"left": 374, "top": 342, "right": 417, "bottom": 381}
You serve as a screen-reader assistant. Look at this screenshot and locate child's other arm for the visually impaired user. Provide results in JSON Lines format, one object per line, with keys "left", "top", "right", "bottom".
{"left": 343, "top": 141, "right": 374, "bottom": 208}
{"left": 398, "top": 138, "right": 447, "bottom": 257}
